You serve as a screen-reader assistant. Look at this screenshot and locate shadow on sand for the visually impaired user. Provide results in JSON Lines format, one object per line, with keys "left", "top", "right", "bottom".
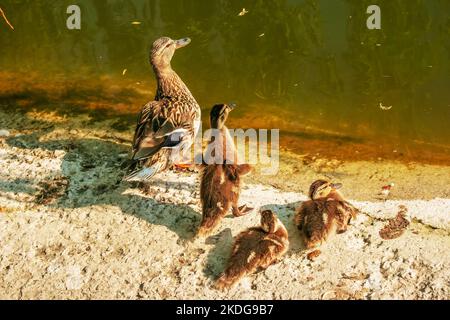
{"left": 2, "top": 110, "right": 308, "bottom": 280}
{"left": 2, "top": 126, "right": 201, "bottom": 240}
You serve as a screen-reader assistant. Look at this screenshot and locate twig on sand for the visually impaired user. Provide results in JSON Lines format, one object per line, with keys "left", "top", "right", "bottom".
{"left": 0, "top": 7, "right": 14, "bottom": 30}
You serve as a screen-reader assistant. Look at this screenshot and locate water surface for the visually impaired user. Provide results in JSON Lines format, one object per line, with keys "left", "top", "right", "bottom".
{"left": 1, "top": 0, "right": 449, "bottom": 163}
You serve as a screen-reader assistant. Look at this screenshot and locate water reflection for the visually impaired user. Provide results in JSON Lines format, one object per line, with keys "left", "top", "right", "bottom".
{"left": 0, "top": 0, "right": 449, "bottom": 161}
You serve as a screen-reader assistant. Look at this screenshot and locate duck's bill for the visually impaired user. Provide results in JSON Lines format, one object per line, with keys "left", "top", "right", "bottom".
{"left": 227, "top": 103, "right": 236, "bottom": 110}
{"left": 175, "top": 37, "right": 191, "bottom": 49}
{"left": 331, "top": 183, "right": 343, "bottom": 189}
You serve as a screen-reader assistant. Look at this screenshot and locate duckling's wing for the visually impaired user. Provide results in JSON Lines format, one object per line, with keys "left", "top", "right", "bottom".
{"left": 217, "top": 229, "right": 264, "bottom": 285}
{"left": 223, "top": 230, "right": 282, "bottom": 277}
{"left": 254, "top": 236, "right": 287, "bottom": 268}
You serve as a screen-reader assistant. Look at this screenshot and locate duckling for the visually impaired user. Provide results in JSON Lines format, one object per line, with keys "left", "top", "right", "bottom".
{"left": 294, "top": 179, "right": 358, "bottom": 249}
{"left": 198, "top": 104, "right": 252, "bottom": 236}
{"left": 124, "top": 36, "right": 201, "bottom": 181}
{"left": 215, "top": 209, "right": 289, "bottom": 289}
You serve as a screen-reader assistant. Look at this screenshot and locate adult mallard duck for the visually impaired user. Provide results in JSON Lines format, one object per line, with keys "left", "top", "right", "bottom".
{"left": 124, "top": 36, "right": 201, "bottom": 181}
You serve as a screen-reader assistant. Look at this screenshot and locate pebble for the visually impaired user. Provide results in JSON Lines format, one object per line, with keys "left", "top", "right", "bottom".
{"left": 0, "top": 129, "right": 10, "bottom": 137}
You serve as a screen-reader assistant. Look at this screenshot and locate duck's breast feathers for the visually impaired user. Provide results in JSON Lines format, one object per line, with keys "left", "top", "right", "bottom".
{"left": 131, "top": 98, "right": 198, "bottom": 160}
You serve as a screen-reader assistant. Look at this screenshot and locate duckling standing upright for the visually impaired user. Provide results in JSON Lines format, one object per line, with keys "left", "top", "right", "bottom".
{"left": 198, "top": 104, "right": 252, "bottom": 236}
{"left": 124, "top": 36, "right": 201, "bottom": 181}
{"left": 294, "top": 180, "right": 358, "bottom": 249}
{"left": 216, "top": 209, "right": 289, "bottom": 289}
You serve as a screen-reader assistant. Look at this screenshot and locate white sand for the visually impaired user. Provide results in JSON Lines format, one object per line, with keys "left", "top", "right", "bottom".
{"left": 0, "top": 109, "right": 449, "bottom": 299}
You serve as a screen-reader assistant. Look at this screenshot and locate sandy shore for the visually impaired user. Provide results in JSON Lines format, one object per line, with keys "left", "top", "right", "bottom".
{"left": 0, "top": 107, "right": 449, "bottom": 299}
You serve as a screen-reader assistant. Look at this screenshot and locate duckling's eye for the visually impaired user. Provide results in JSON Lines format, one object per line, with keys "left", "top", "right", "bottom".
{"left": 165, "top": 43, "right": 172, "bottom": 48}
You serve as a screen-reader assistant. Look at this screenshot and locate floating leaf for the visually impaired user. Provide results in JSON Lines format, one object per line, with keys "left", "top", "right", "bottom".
{"left": 238, "top": 8, "right": 248, "bottom": 16}
{"left": 379, "top": 102, "right": 392, "bottom": 110}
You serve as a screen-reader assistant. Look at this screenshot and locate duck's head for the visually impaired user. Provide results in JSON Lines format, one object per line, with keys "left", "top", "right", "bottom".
{"left": 260, "top": 209, "right": 280, "bottom": 233}
{"left": 308, "top": 179, "right": 342, "bottom": 200}
{"left": 150, "top": 36, "right": 191, "bottom": 71}
{"left": 209, "top": 103, "right": 235, "bottom": 129}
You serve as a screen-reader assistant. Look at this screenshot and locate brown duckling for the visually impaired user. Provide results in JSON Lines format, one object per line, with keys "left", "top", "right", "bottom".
{"left": 294, "top": 179, "right": 358, "bottom": 249}
{"left": 198, "top": 104, "right": 252, "bottom": 237}
{"left": 215, "top": 209, "right": 289, "bottom": 289}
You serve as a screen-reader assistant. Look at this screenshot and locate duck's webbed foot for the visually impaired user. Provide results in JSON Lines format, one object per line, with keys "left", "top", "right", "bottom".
{"left": 137, "top": 182, "right": 151, "bottom": 195}
{"left": 232, "top": 204, "right": 253, "bottom": 217}
{"left": 306, "top": 238, "right": 324, "bottom": 249}
{"left": 337, "top": 225, "right": 348, "bottom": 234}
{"left": 172, "top": 163, "right": 195, "bottom": 172}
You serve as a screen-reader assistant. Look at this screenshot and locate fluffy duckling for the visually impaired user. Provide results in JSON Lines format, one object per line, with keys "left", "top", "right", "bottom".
{"left": 198, "top": 104, "right": 252, "bottom": 236}
{"left": 215, "top": 209, "right": 289, "bottom": 289}
{"left": 294, "top": 179, "right": 358, "bottom": 249}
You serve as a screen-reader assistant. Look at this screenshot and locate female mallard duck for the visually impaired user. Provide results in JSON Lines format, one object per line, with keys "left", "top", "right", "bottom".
{"left": 198, "top": 104, "right": 252, "bottom": 236}
{"left": 215, "top": 209, "right": 289, "bottom": 289}
{"left": 294, "top": 179, "right": 359, "bottom": 249}
{"left": 124, "top": 36, "right": 201, "bottom": 181}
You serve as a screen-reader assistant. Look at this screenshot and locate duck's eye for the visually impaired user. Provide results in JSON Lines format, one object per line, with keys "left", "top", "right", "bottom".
{"left": 165, "top": 43, "right": 172, "bottom": 48}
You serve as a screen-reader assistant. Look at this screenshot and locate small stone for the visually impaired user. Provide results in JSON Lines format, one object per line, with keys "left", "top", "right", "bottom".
{"left": 0, "top": 129, "right": 10, "bottom": 137}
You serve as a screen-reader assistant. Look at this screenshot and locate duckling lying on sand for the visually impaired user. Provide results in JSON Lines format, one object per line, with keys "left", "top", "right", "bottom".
{"left": 216, "top": 209, "right": 289, "bottom": 289}
{"left": 295, "top": 179, "right": 359, "bottom": 249}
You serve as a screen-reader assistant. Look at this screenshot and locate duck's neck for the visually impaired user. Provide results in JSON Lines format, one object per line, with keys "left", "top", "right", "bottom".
{"left": 271, "top": 220, "right": 289, "bottom": 242}
{"left": 221, "top": 125, "right": 238, "bottom": 164}
{"left": 205, "top": 125, "right": 238, "bottom": 164}
{"left": 154, "top": 66, "right": 197, "bottom": 104}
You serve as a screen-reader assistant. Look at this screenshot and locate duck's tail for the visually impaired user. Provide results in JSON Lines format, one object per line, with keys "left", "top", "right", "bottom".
{"left": 122, "top": 162, "right": 164, "bottom": 182}
{"left": 215, "top": 267, "right": 246, "bottom": 290}
{"left": 197, "top": 208, "right": 225, "bottom": 237}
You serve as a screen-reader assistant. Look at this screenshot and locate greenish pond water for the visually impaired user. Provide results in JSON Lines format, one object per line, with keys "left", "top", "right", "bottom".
{"left": 0, "top": 0, "right": 449, "bottom": 161}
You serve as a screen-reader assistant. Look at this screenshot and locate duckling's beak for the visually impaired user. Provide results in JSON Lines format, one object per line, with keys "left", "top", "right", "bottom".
{"left": 331, "top": 183, "right": 342, "bottom": 190}
{"left": 175, "top": 37, "right": 191, "bottom": 49}
{"left": 227, "top": 103, "right": 236, "bottom": 111}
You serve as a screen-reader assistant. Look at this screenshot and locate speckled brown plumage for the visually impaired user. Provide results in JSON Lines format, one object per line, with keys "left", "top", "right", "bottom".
{"left": 124, "top": 37, "right": 200, "bottom": 181}
{"left": 215, "top": 210, "right": 289, "bottom": 289}
{"left": 199, "top": 163, "right": 252, "bottom": 236}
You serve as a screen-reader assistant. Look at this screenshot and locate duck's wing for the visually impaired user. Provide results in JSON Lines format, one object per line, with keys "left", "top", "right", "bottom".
{"left": 131, "top": 99, "right": 189, "bottom": 161}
